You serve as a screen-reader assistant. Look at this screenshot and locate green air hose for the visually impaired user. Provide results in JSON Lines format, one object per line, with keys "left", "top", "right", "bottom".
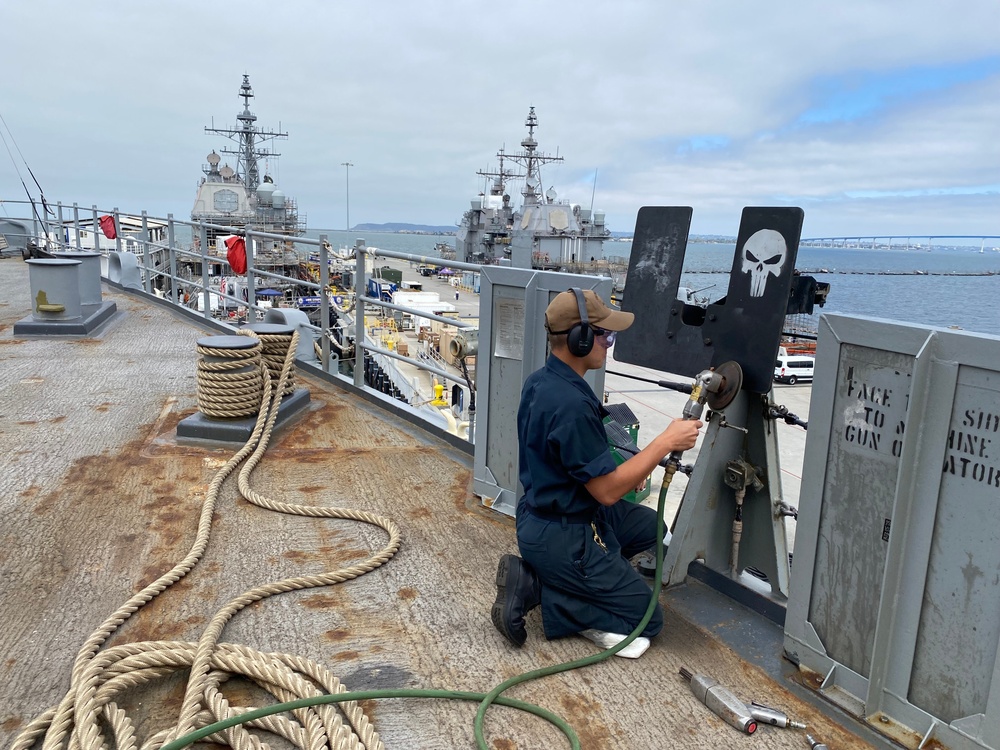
{"left": 17, "top": 324, "right": 684, "bottom": 750}
{"left": 159, "top": 467, "right": 679, "bottom": 750}
{"left": 473, "top": 463, "right": 678, "bottom": 748}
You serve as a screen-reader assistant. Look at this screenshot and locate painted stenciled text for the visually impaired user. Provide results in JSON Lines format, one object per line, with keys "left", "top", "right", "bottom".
{"left": 942, "top": 408, "right": 1000, "bottom": 487}
{"left": 842, "top": 366, "right": 896, "bottom": 454}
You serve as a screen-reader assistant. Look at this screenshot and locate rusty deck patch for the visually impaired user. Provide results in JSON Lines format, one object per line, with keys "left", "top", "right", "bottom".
{"left": 0, "top": 259, "right": 883, "bottom": 750}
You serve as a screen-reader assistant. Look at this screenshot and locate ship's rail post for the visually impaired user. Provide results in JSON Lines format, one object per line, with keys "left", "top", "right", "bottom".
{"left": 112, "top": 208, "right": 122, "bottom": 256}
{"left": 353, "top": 238, "right": 366, "bottom": 388}
{"left": 91, "top": 205, "right": 100, "bottom": 253}
{"left": 246, "top": 229, "right": 256, "bottom": 321}
{"left": 166, "top": 214, "right": 179, "bottom": 305}
{"left": 141, "top": 211, "right": 152, "bottom": 294}
{"left": 199, "top": 223, "right": 211, "bottom": 321}
{"left": 55, "top": 202, "right": 65, "bottom": 251}
{"left": 318, "top": 233, "right": 331, "bottom": 372}
{"left": 72, "top": 203, "right": 82, "bottom": 250}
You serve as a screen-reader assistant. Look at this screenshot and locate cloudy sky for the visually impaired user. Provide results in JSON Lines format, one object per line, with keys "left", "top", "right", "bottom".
{"left": 2, "top": 1, "right": 998, "bottom": 239}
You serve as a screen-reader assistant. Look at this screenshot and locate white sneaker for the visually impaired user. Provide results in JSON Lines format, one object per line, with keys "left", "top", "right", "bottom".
{"left": 579, "top": 629, "right": 651, "bottom": 659}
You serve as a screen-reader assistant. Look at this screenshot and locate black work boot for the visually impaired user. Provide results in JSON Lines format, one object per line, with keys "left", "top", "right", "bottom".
{"left": 491, "top": 554, "right": 540, "bottom": 647}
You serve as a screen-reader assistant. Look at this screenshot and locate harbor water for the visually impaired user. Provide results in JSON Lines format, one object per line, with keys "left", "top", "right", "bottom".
{"left": 305, "top": 229, "right": 1000, "bottom": 337}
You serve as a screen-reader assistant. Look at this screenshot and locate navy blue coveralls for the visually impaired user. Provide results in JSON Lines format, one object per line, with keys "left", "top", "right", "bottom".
{"left": 515, "top": 355, "right": 664, "bottom": 640}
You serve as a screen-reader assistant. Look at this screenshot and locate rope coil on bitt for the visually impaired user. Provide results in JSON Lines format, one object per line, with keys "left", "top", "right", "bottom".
{"left": 195, "top": 335, "right": 263, "bottom": 419}
{"left": 240, "top": 323, "right": 297, "bottom": 397}
{"left": 11, "top": 327, "right": 400, "bottom": 750}
{"left": 10, "top": 324, "right": 596, "bottom": 750}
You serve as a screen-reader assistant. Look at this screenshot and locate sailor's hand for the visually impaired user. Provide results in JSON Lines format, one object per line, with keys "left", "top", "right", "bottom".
{"left": 635, "top": 477, "right": 648, "bottom": 492}
{"left": 660, "top": 418, "right": 703, "bottom": 453}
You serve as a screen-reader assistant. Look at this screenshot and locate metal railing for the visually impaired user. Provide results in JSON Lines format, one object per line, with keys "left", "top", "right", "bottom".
{"left": 1, "top": 198, "right": 484, "bottom": 442}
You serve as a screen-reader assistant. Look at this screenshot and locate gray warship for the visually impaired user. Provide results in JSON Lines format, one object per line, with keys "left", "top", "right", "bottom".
{"left": 191, "top": 74, "right": 306, "bottom": 248}
{"left": 454, "top": 107, "right": 626, "bottom": 288}
{"left": 184, "top": 75, "right": 308, "bottom": 310}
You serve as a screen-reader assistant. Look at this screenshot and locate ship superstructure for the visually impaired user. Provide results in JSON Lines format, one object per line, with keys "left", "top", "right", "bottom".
{"left": 191, "top": 75, "right": 306, "bottom": 246}
{"left": 455, "top": 107, "right": 612, "bottom": 271}
{"left": 454, "top": 150, "right": 520, "bottom": 265}
{"left": 185, "top": 75, "right": 310, "bottom": 316}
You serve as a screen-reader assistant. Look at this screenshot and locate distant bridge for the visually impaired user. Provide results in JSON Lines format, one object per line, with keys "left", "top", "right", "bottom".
{"left": 800, "top": 235, "right": 1000, "bottom": 250}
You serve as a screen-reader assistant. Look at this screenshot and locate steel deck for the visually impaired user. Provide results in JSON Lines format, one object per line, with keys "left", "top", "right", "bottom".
{"left": 0, "top": 256, "right": 889, "bottom": 749}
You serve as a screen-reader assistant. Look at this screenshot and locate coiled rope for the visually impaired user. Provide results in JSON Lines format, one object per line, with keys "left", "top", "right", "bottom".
{"left": 12, "top": 324, "right": 652, "bottom": 750}
{"left": 244, "top": 326, "right": 296, "bottom": 397}
{"left": 195, "top": 337, "right": 264, "bottom": 419}
{"left": 11, "top": 328, "right": 399, "bottom": 750}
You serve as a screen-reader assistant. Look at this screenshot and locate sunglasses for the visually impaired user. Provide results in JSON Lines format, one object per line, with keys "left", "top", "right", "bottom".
{"left": 592, "top": 326, "right": 617, "bottom": 346}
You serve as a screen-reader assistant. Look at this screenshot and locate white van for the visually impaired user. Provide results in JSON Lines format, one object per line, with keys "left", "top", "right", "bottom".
{"left": 774, "top": 353, "right": 815, "bottom": 385}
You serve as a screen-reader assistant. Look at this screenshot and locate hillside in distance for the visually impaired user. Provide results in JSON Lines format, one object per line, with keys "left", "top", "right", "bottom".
{"left": 352, "top": 222, "right": 456, "bottom": 234}
{"left": 346, "top": 222, "right": 736, "bottom": 243}
{"left": 349, "top": 222, "right": 635, "bottom": 237}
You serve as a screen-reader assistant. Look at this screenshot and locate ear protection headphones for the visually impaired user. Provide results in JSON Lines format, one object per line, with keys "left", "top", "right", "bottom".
{"left": 566, "top": 287, "right": 595, "bottom": 357}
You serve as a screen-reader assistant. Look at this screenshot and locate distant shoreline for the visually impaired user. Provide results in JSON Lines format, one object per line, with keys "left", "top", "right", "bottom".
{"left": 313, "top": 227, "right": 997, "bottom": 253}
{"left": 323, "top": 226, "right": 738, "bottom": 244}
{"left": 799, "top": 269, "right": 997, "bottom": 276}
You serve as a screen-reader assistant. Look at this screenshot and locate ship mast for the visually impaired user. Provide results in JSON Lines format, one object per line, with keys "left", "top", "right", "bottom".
{"left": 476, "top": 151, "right": 522, "bottom": 199}
{"left": 204, "top": 74, "right": 287, "bottom": 194}
{"left": 501, "top": 107, "right": 563, "bottom": 206}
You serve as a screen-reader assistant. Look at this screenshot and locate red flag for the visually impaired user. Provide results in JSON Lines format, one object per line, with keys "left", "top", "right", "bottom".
{"left": 224, "top": 236, "right": 247, "bottom": 274}
{"left": 99, "top": 215, "right": 117, "bottom": 240}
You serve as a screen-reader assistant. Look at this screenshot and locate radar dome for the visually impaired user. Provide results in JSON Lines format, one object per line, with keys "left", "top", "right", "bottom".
{"left": 256, "top": 181, "right": 275, "bottom": 206}
{"left": 206, "top": 151, "right": 221, "bottom": 166}
{"left": 271, "top": 190, "right": 286, "bottom": 209}
{"left": 220, "top": 165, "right": 235, "bottom": 180}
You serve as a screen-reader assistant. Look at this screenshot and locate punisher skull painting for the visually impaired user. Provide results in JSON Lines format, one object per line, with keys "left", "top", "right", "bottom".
{"left": 741, "top": 229, "right": 787, "bottom": 297}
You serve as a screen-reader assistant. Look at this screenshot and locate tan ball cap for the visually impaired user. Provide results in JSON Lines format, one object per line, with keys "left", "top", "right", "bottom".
{"left": 544, "top": 289, "right": 634, "bottom": 333}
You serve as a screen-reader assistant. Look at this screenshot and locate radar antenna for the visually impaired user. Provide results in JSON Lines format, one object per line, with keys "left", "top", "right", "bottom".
{"left": 476, "top": 150, "right": 523, "bottom": 198}
{"left": 501, "top": 107, "right": 564, "bottom": 205}
{"left": 203, "top": 74, "right": 287, "bottom": 194}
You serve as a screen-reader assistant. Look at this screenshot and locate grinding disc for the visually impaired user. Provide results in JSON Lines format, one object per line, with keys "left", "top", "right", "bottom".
{"left": 705, "top": 360, "right": 743, "bottom": 411}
